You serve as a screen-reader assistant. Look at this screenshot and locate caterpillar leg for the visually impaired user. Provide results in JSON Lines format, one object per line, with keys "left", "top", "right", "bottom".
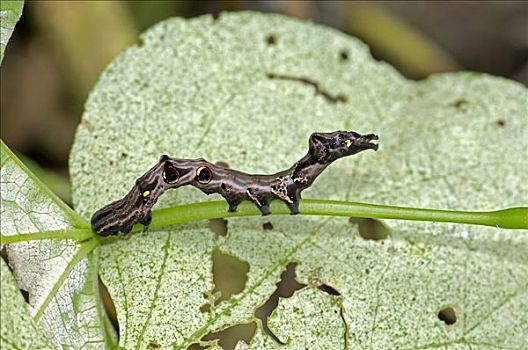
{"left": 271, "top": 182, "right": 301, "bottom": 215}
{"left": 121, "top": 224, "right": 133, "bottom": 235}
{"left": 246, "top": 188, "right": 270, "bottom": 216}
{"left": 227, "top": 200, "right": 241, "bottom": 213}
{"left": 141, "top": 225, "right": 150, "bottom": 236}
{"left": 286, "top": 200, "right": 300, "bottom": 215}
{"left": 286, "top": 190, "right": 301, "bottom": 215}
{"left": 138, "top": 212, "right": 151, "bottom": 237}
{"left": 100, "top": 228, "right": 117, "bottom": 237}
{"left": 258, "top": 203, "right": 271, "bottom": 216}
{"left": 139, "top": 210, "right": 152, "bottom": 227}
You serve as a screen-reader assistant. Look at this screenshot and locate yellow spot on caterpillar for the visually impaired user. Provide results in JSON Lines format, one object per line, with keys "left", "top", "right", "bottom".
{"left": 143, "top": 190, "right": 150, "bottom": 198}
{"left": 345, "top": 139, "right": 352, "bottom": 147}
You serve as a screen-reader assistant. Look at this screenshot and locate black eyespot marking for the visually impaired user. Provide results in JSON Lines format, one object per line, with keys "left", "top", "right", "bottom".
{"left": 196, "top": 166, "right": 213, "bottom": 184}
{"left": 163, "top": 163, "right": 180, "bottom": 184}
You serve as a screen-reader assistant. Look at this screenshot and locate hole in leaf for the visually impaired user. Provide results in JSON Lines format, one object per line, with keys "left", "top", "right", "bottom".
{"left": 495, "top": 118, "right": 506, "bottom": 127}
{"left": 211, "top": 248, "right": 249, "bottom": 305}
{"left": 208, "top": 218, "right": 228, "bottom": 238}
{"left": 120, "top": 152, "right": 128, "bottom": 159}
{"left": 317, "top": 283, "right": 341, "bottom": 296}
{"left": 200, "top": 303, "right": 211, "bottom": 313}
{"left": 349, "top": 217, "right": 390, "bottom": 241}
{"left": 99, "top": 276, "right": 119, "bottom": 336}
{"left": 201, "top": 322, "right": 257, "bottom": 350}
{"left": 339, "top": 49, "right": 349, "bottom": 62}
{"left": 255, "top": 263, "right": 306, "bottom": 344}
{"left": 438, "top": 306, "right": 457, "bottom": 325}
{"left": 262, "top": 222, "right": 274, "bottom": 230}
{"left": 266, "top": 34, "right": 277, "bottom": 45}
{"left": 148, "top": 340, "right": 160, "bottom": 349}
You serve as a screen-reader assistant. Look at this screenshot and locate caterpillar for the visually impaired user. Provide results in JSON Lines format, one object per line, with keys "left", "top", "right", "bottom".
{"left": 91, "top": 130, "right": 378, "bottom": 236}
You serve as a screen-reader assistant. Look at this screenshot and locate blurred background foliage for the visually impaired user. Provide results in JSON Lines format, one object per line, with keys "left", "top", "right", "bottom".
{"left": 1, "top": 1, "right": 526, "bottom": 204}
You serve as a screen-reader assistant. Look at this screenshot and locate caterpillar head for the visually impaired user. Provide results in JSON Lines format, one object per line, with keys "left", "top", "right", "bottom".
{"left": 309, "top": 130, "right": 378, "bottom": 163}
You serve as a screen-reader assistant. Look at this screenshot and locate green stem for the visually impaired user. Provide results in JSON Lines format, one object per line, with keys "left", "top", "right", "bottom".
{"left": 0, "top": 228, "right": 94, "bottom": 245}
{"left": 3, "top": 200, "right": 525, "bottom": 245}
{"left": 141, "top": 199, "right": 527, "bottom": 233}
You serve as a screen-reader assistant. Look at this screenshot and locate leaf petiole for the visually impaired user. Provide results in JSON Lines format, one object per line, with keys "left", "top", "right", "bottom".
{"left": 0, "top": 228, "right": 94, "bottom": 245}
{"left": 134, "top": 199, "right": 528, "bottom": 234}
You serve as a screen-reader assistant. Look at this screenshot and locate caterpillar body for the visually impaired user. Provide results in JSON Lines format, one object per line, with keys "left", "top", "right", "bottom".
{"left": 91, "top": 131, "right": 378, "bottom": 236}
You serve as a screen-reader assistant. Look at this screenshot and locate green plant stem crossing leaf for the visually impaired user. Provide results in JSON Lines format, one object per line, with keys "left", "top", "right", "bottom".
{"left": 143, "top": 200, "right": 527, "bottom": 234}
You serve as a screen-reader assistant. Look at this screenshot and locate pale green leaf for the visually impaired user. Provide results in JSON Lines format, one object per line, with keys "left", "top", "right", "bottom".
{"left": 0, "top": 258, "right": 53, "bottom": 350}
{"left": 1, "top": 141, "right": 111, "bottom": 349}
{"left": 1, "top": 141, "right": 88, "bottom": 239}
{"left": 0, "top": 0, "right": 23, "bottom": 64}
{"left": 69, "top": 12, "right": 528, "bottom": 349}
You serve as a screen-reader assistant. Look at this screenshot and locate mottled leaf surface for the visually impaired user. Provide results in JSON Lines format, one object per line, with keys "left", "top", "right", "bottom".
{"left": 69, "top": 12, "right": 528, "bottom": 349}
{"left": 0, "top": 258, "right": 53, "bottom": 349}
{"left": 1, "top": 142, "right": 109, "bottom": 349}
{"left": 0, "top": 0, "right": 23, "bottom": 63}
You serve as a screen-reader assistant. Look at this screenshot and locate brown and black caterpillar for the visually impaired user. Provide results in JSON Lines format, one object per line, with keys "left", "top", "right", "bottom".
{"left": 91, "top": 131, "right": 378, "bottom": 236}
